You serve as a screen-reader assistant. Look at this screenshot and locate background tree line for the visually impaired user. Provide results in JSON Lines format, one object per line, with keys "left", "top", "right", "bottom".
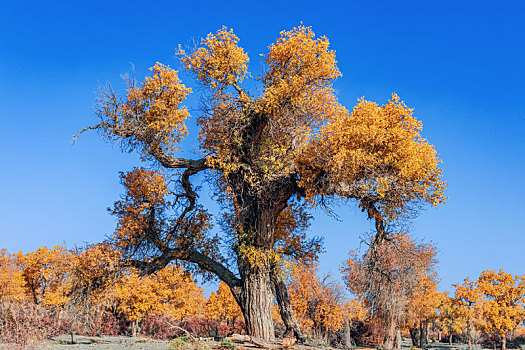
{"left": 1, "top": 242, "right": 523, "bottom": 349}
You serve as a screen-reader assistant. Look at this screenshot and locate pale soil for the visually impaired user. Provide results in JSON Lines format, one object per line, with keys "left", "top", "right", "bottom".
{"left": 2, "top": 334, "right": 347, "bottom": 350}
{"left": 1, "top": 337, "right": 510, "bottom": 350}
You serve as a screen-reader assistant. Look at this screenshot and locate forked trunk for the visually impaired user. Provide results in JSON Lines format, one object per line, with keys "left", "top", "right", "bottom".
{"left": 241, "top": 265, "right": 275, "bottom": 341}
{"left": 271, "top": 268, "right": 306, "bottom": 342}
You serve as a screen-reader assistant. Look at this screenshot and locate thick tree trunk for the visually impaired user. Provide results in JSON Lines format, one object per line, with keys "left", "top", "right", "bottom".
{"left": 501, "top": 334, "right": 506, "bottom": 350}
{"left": 271, "top": 268, "right": 306, "bottom": 343}
{"left": 383, "top": 318, "right": 397, "bottom": 350}
{"left": 241, "top": 265, "right": 275, "bottom": 341}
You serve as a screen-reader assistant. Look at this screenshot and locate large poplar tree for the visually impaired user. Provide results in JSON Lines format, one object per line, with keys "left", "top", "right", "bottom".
{"left": 80, "top": 26, "right": 446, "bottom": 341}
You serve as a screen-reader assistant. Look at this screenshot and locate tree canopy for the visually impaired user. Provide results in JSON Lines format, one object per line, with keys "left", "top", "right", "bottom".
{"left": 80, "top": 25, "right": 446, "bottom": 340}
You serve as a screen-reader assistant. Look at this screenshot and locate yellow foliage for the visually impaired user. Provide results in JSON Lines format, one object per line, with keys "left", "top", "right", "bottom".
{"left": 453, "top": 276, "right": 481, "bottom": 329}
{"left": 205, "top": 281, "right": 243, "bottom": 323}
{"left": 345, "top": 298, "right": 369, "bottom": 323}
{"left": 0, "top": 249, "right": 25, "bottom": 302}
{"left": 115, "top": 265, "right": 204, "bottom": 322}
{"left": 124, "top": 62, "right": 191, "bottom": 157}
{"left": 476, "top": 270, "right": 525, "bottom": 337}
{"left": 112, "top": 168, "right": 170, "bottom": 249}
{"left": 239, "top": 244, "right": 281, "bottom": 269}
{"left": 179, "top": 26, "right": 249, "bottom": 91}
{"left": 262, "top": 25, "right": 341, "bottom": 117}
{"left": 287, "top": 263, "right": 345, "bottom": 333}
{"left": 438, "top": 296, "right": 468, "bottom": 337}
{"left": 16, "top": 245, "right": 73, "bottom": 306}
{"left": 407, "top": 273, "right": 444, "bottom": 327}
{"left": 298, "top": 94, "right": 446, "bottom": 221}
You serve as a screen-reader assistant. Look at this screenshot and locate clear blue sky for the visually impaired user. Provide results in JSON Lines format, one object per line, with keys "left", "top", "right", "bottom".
{"left": 1, "top": 0, "right": 523, "bottom": 293}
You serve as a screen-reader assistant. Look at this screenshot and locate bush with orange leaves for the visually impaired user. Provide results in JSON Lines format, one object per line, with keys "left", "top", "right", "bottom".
{"left": 0, "top": 249, "right": 25, "bottom": 303}
{"left": 285, "top": 262, "right": 347, "bottom": 344}
{"left": 114, "top": 264, "right": 204, "bottom": 336}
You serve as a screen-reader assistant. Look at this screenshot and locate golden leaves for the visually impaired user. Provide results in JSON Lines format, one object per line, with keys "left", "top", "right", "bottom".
{"left": 114, "top": 265, "right": 204, "bottom": 322}
{"left": 16, "top": 245, "right": 73, "bottom": 306}
{"left": 93, "top": 62, "right": 191, "bottom": 161}
{"left": 475, "top": 270, "right": 525, "bottom": 337}
{"left": 111, "top": 168, "right": 169, "bottom": 249}
{"left": 298, "top": 94, "right": 446, "bottom": 221}
{"left": 263, "top": 25, "right": 341, "bottom": 115}
{"left": 438, "top": 296, "right": 468, "bottom": 337}
{"left": 123, "top": 62, "right": 191, "bottom": 156}
{"left": 0, "top": 249, "right": 25, "bottom": 303}
{"left": 287, "top": 263, "right": 346, "bottom": 333}
{"left": 178, "top": 26, "right": 249, "bottom": 91}
{"left": 205, "top": 281, "right": 243, "bottom": 322}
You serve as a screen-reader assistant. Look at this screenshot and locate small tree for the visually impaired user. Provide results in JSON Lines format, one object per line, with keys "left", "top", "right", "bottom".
{"left": 114, "top": 265, "right": 204, "bottom": 336}
{"left": 205, "top": 281, "right": 243, "bottom": 327}
{"left": 342, "top": 232, "right": 438, "bottom": 350}
{"left": 453, "top": 277, "right": 481, "bottom": 349}
{"left": 476, "top": 270, "right": 525, "bottom": 350}
{"left": 438, "top": 296, "right": 467, "bottom": 345}
{"left": 286, "top": 263, "right": 346, "bottom": 342}
{"left": 16, "top": 245, "right": 73, "bottom": 306}
{"left": 406, "top": 273, "right": 444, "bottom": 347}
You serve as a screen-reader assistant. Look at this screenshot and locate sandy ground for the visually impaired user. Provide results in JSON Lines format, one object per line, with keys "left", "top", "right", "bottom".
{"left": 1, "top": 337, "right": 514, "bottom": 350}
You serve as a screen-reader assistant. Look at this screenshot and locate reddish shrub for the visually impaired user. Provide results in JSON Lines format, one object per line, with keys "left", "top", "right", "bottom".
{"left": 0, "top": 301, "right": 59, "bottom": 346}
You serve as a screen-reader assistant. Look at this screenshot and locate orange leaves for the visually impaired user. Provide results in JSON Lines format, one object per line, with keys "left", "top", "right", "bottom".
{"left": 93, "top": 62, "right": 191, "bottom": 161}
{"left": 263, "top": 25, "right": 341, "bottom": 115}
{"left": 16, "top": 245, "right": 73, "bottom": 306}
{"left": 120, "top": 167, "right": 169, "bottom": 206}
{"left": 287, "top": 263, "right": 346, "bottom": 333}
{"left": 123, "top": 62, "right": 191, "bottom": 156}
{"left": 0, "top": 249, "right": 25, "bottom": 303}
{"left": 205, "top": 281, "right": 243, "bottom": 323}
{"left": 438, "top": 296, "right": 468, "bottom": 337}
{"left": 298, "top": 94, "right": 446, "bottom": 221}
{"left": 454, "top": 277, "right": 480, "bottom": 314}
{"left": 178, "top": 26, "right": 249, "bottom": 91}
{"left": 1, "top": 244, "right": 209, "bottom": 337}
{"left": 114, "top": 265, "right": 204, "bottom": 322}
{"left": 446, "top": 270, "right": 525, "bottom": 345}
{"left": 475, "top": 270, "right": 525, "bottom": 337}
{"left": 111, "top": 168, "right": 169, "bottom": 249}
{"left": 407, "top": 273, "right": 444, "bottom": 327}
